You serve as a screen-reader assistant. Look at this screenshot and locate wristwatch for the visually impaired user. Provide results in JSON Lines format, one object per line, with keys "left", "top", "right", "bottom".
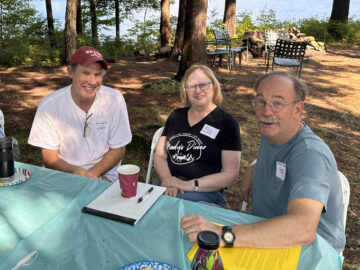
{"left": 194, "top": 179, "right": 199, "bottom": 192}
{"left": 221, "top": 226, "right": 235, "bottom": 248}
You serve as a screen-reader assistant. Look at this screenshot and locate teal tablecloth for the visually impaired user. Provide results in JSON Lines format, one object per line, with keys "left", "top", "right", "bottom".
{"left": 0, "top": 162, "right": 343, "bottom": 269}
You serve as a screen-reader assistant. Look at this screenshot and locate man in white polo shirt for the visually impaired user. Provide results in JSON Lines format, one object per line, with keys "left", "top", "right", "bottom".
{"left": 28, "top": 46, "right": 132, "bottom": 182}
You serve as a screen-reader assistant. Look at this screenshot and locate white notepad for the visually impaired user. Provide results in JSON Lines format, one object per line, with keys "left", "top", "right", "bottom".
{"left": 82, "top": 181, "right": 166, "bottom": 225}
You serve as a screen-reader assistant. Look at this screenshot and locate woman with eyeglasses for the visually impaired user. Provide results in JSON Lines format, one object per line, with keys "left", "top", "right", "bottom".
{"left": 153, "top": 64, "right": 242, "bottom": 207}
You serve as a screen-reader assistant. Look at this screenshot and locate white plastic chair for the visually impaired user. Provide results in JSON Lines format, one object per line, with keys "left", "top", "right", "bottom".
{"left": 338, "top": 171, "right": 350, "bottom": 230}
{"left": 0, "top": 109, "right": 5, "bottom": 136}
{"left": 241, "top": 159, "right": 257, "bottom": 211}
{"left": 145, "top": 127, "right": 164, "bottom": 184}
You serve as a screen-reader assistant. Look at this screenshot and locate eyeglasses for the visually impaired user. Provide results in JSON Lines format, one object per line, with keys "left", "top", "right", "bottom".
{"left": 83, "top": 113, "right": 93, "bottom": 137}
{"left": 252, "top": 98, "right": 299, "bottom": 113}
{"left": 185, "top": 82, "right": 212, "bottom": 92}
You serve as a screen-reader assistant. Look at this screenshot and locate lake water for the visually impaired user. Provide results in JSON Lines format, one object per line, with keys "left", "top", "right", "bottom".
{"left": 32, "top": 0, "right": 360, "bottom": 37}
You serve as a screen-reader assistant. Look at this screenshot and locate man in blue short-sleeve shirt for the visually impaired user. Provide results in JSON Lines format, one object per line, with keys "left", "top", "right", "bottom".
{"left": 180, "top": 72, "right": 345, "bottom": 254}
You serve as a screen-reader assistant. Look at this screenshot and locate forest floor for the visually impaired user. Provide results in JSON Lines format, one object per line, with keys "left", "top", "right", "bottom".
{"left": 0, "top": 45, "right": 359, "bottom": 268}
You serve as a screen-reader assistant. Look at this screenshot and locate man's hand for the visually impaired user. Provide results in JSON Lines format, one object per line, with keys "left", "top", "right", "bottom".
{"left": 42, "top": 148, "right": 99, "bottom": 178}
{"left": 180, "top": 215, "right": 222, "bottom": 243}
{"left": 73, "top": 167, "right": 98, "bottom": 179}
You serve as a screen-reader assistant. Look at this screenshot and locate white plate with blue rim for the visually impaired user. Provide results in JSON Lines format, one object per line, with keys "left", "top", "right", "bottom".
{"left": 118, "top": 261, "right": 179, "bottom": 270}
{"left": 0, "top": 167, "right": 31, "bottom": 187}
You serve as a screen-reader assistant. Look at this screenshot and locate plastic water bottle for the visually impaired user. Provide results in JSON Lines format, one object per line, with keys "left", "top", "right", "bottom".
{"left": 190, "top": 231, "right": 224, "bottom": 270}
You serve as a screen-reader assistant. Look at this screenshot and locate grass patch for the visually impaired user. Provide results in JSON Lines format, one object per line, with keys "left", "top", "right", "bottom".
{"left": 143, "top": 78, "right": 180, "bottom": 94}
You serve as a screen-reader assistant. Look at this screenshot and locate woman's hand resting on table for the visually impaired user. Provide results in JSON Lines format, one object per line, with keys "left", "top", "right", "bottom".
{"left": 161, "top": 176, "right": 184, "bottom": 197}
{"left": 165, "top": 187, "right": 184, "bottom": 197}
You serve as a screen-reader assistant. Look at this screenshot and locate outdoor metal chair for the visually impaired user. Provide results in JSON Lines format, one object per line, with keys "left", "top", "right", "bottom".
{"left": 264, "top": 29, "right": 289, "bottom": 68}
{"left": 145, "top": 127, "right": 164, "bottom": 184}
{"left": 269, "top": 39, "right": 307, "bottom": 77}
{"left": 205, "top": 40, "right": 231, "bottom": 71}
{"left": 207, "top": 28, "right": 248, "bottom": 71}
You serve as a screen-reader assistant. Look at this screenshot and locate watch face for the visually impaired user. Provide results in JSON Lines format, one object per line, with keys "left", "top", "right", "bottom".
{"left": 224, "top": 232, "right": 234, "bottom": 242}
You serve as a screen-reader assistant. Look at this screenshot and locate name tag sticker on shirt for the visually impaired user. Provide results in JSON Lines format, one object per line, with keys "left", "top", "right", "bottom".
{"left": 96, "top": 121, "right": 108, "bottom": 131}
{"left": 200, "top": 124, "right": 219, "bottom": 139}
{"left": 276, "top": 161, "right": 286, "bottom": 181}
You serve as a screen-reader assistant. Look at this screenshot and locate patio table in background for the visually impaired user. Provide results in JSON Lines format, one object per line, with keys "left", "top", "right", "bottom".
{"left": 0, "top": 163, "right": 343, "bottom": 269}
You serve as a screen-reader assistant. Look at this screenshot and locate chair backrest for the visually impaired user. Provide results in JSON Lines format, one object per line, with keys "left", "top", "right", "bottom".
{"left": 265, "top": 30, "right": 278, "bottom": 47}
{"left": 265, "top": 29, "right": 289, "bottom": 47}
{"left": 274, "top": 39, "right": 307, "bottom": 59}
{"left": 277, "top": 30, "right": 289, "bottom": 40}
{"left": 213, "top": 28, "right": 231, "bottom": 41}
{"left": 212, "top": 29, "right": 232, "bottom": 48}
{"left": 338, "top": 171, "right": 350, "bottom": 230}
{"left": 145, "top": 127, "right": 164, "bottom": 184}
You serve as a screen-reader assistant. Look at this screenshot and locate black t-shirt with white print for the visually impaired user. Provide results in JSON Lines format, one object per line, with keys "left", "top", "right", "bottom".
{"left": 162, "top": 106, "right": 241, "bottom": 181}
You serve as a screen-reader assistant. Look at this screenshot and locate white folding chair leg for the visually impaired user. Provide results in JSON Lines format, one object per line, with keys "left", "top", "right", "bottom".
{"left": 0, "top": 109, "right": 4, "bottom": 135}
{"left": 338, "top": 171, "right": 350, "bottom": 230}
{"left": 241, "top": 201, "right": 247, "bottom": 212}
{"left": 145, "top": 127, "right": 164, "bottom": 184}
{"left": 145, "top": 152, "right": 155, "bottom": 184}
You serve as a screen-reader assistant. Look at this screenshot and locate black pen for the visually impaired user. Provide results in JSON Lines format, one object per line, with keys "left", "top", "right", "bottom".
{"left": 137, "top": 187, "right": 154, "bottom": 203}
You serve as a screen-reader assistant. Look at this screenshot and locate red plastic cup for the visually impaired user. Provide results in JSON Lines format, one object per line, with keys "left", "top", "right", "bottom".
{"left": 117, "top": 164, "right": 140, "bottom": 198}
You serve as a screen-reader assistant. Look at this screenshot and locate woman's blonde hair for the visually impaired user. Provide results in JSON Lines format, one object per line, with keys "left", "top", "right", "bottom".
{"left": 180, "top": 64, "right": 222, "bottom": 106}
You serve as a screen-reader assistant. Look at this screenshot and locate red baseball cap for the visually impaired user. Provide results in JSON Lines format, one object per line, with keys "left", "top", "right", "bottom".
{"left": 69, "top": 46, "right": 109, "bottom": 70}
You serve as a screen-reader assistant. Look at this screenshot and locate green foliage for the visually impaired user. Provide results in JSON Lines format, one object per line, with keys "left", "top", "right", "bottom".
{"left": 256, "top": 9, "right": 277, "bottom": 31}
{"left": 347, "top": 18, "right": 360, "bottom": 45}
{"left": 298, "top": 17, "right": 360, "bottom": 45}
{"left": 126, "top": 17, "right": 160, "bottom": 55}
{"left": 0, "top": 0, "right": 36, "bottom": 39}
{"left": 205, "top": 9, "right": 224, "bottom": 41}
{"left": 298, "top": 18, "right": 329, "bottom": 42}
{"left": 170, "top": 15, "right": 178, "bottom": 43}
{"left": 235, "top": 12, "right": 256, "bottom": 38}
{"left": 0, "top": 40, "right": 62, "bottom": 67}
{"left": 143, "top": 78, "right": 180, "bottom": 94}
{"left": 327, "top": 20, "right": 350, "bottom": 42}
{"left": 100, "top": 36, "right": 137, "bottom": 58}
{"left": 0, "top": 0, "right": 64, "bottom": 66}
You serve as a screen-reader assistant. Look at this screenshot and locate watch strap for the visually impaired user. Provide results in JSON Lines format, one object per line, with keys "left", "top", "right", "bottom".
{"left": 194, "top": 179, "right": 199, "bottom": 192}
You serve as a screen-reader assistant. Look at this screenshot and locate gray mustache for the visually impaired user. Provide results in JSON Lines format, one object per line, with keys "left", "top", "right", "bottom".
{"left": 257, "top": 117, "right": 281, "bottom": 124}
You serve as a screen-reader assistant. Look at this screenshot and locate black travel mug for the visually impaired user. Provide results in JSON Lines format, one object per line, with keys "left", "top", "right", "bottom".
{"left": 0, "top": 137, "right": 14, "bottom": 179}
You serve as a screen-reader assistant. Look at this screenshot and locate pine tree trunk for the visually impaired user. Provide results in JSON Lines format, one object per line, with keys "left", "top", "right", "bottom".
{"left": 328, "top": 0, "right": 350, "bottom": 40}
{"left": 64, "top": 0, "right": 77, "bottom": 63}
{"left": 176, "top": 0, "right": 208, "bottom": 80}
{"left": 76, "top": 0, "right": 82, "bottom": 35}
{"left": 223, "top": 0, "right": 236, "bottom": 37}
{"left": 115, "top": 0, "right": 120, "bottom": 39}
{"left": 330, "top": 0, "right": 350, "bottom": 22}
{"left": 171, "top": 0, "right": 187, "bottom": 57}
{"left": 89, "top": 0, "right": 98, "bottom": 46}
{"left": 160, "top": 0, "right": 171, "bottom": 46}
{"left": 45, "top": 0, "right": 55, "bottom": 47}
